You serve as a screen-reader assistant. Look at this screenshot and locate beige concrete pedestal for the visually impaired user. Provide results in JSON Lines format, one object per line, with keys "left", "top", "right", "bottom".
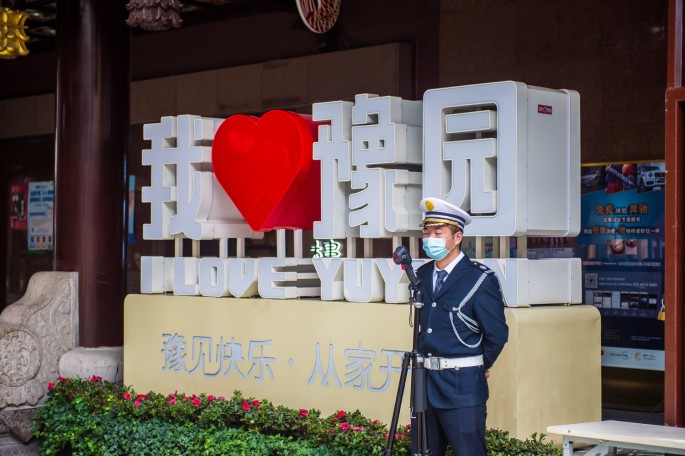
{"left": 124, "top": 295, "right": 601, "bottom": 441}
{"left": 487, "top": 305, "right": 602, "bottom": 441}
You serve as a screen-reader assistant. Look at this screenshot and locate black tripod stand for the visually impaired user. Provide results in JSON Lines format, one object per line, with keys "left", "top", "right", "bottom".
{"left": 384, "top": 246, "right": 431, "bottom": 456}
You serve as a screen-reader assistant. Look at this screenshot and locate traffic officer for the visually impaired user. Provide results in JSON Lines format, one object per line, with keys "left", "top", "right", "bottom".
{"left": 416, "top": 197, "right": 509, "bottom": 455}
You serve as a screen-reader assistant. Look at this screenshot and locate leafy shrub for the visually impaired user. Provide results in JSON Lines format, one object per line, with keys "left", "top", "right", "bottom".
{"left": 486, "top": 429, "right": 561, "bottom": 456}
{"left": 34, "top": 376, "right": 560, "bottom": 455}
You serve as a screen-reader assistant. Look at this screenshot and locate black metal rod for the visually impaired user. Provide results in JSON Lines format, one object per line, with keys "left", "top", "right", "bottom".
{"left": 385, "top": 283, "right": 430, "bottom": 455}
{"left": 383, "top": 352, "right": 411, "bottom": 456}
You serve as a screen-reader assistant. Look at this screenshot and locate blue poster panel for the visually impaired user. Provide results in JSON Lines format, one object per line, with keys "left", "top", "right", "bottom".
{"left": 575, "top": 162, "right": 665, "bottom": 370}
{"left": 27, "top": 181, "right": 54, "bottom": 252}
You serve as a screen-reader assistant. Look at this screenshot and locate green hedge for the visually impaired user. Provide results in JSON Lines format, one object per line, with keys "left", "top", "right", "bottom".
{"left": 34, "top": 376, "right": 560, "bottom": 455}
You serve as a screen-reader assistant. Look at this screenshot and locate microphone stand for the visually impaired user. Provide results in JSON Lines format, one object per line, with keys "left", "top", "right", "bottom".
{"left": 384, "top": 248, "right": 430, "bottom": 456}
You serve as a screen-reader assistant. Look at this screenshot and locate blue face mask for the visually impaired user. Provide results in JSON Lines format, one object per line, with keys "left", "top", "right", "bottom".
{"left": 422, "top": 236, "right": 455, "bottom": 261}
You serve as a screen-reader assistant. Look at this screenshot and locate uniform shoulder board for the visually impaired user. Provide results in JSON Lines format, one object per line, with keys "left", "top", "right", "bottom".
{"left": 471, "top": 260, "right": 494, "bottom": 274}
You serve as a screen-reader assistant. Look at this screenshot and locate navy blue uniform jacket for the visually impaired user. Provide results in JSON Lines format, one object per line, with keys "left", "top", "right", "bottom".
{"left": 417, "top": 254, "right": 508, "bottom": 409}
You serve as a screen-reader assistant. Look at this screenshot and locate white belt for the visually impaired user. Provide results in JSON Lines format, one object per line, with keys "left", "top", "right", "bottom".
{"left": 423, "top": 355, "right": 483, "bottom": 370}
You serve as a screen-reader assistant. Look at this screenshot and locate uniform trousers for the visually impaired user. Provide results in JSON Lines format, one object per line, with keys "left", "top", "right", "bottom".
{"left": 425, "top": 401, "right": 487, "bottom": 456}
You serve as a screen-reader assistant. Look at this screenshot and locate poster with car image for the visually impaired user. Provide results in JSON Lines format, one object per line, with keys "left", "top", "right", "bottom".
{"left": 576, "top": 162, "right": 665, "bottom": 370}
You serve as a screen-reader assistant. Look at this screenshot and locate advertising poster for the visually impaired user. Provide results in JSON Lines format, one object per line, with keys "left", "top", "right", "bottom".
{"left": 575, "top": 162, "right": 665, "bottom": 370}
{"left": 27, "top": 181, "right": 54, "bottom": 251}
{"left": 9, "top": 182, "right": 28, "bottom": 230}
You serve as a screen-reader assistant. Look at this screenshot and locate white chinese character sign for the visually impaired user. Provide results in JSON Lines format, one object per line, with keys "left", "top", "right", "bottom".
{"left": 423, "top": 82, "right": 580, "bottom": 237}
{"left": 142, "top": 115, "right": 255, "bottom": 241}
{"left": 313, "top": 94, "right": 423, "bottom": 239}
{"left": 140, "top": 81, "right": 582, "bottom": 307}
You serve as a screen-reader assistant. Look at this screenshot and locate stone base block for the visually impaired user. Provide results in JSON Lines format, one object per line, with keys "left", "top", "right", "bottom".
{"left": 125, "top": 295, "right": 602, "bottom": 436}
{"left": 487, "top": 305, "right": 602, "bottom": 441}
{"left": 0, "top": 435, "right": 39, "bottom": 456}
{"left": 0, "top": 408, "right": 40, "bottom": 456}
{"left": 59, "top": 347, "right": 123, "bottom": 383}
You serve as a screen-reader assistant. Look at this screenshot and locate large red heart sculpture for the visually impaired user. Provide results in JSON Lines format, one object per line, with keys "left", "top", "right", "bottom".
{"left": 212, "top": 111, "right": 322, "bottom": 232}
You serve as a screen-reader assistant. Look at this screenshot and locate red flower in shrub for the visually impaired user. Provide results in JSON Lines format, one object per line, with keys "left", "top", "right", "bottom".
{"left": 299, "top": 409, "right": 309, "bottom": 417}
{"left": 193, "top": 397, "right": 200, "bottom": 407}
{"left": 134, "top": 399, "right": 141, "bottom": 408}
{"left": 337, "top": 410, "right": 345, "bottom": 418}
{"left": 251, "top": 400, "right": 260, "bottom": 406}
{"left": 47, "top": 382, "right": 55, "bottom": 390}
{"left": 89, "top": 375, "right": 102, "bottom": 382}
{"left": 57, "top": 376, "right": 67, "bottom": 382}
{"left": 242, "top": 401, "right": 250, "bottom": 411}
{"left": 207, "top": 395, "right": 215, "bottom": 402}
{"left": 123, "top": 393, "right": 131, "bottom": 400}
{"left": 168, "top": 397, "right": 177, "bottom": 405}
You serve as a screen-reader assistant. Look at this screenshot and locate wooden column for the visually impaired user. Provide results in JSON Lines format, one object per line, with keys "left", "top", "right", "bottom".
{"left": 665, "top": 0, "right": 685, "bottom": 427}
{"left": 0, "top": 159, "right": 7, "bottom": 309}
{"left": 54, "top": 0, "right": 130, "bottom": 346}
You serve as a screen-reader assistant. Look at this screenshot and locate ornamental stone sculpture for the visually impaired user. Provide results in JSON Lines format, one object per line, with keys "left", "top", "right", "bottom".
{"left": 0, "top": 271, "right": 78, "bottom": 454}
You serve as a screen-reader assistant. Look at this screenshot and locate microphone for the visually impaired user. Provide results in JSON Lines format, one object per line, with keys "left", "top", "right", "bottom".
{"left": 393, "top": 246, "right": 421, "bottom": 287}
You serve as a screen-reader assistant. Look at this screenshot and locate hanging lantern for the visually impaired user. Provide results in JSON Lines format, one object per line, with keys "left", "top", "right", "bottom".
{"left": 126, "top": 0, "right": 184, "bottom": 32}
{"left": 0, "top": 7, "right": 29, "bottom": 59}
